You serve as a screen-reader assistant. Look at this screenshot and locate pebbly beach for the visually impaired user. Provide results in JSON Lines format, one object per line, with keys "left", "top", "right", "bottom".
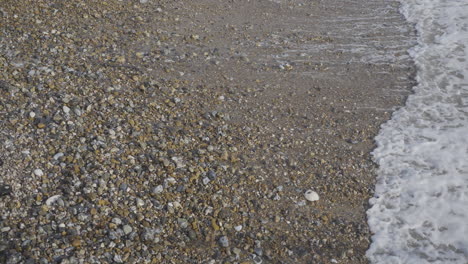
{"left": 0, "top": 0, "right": 416, "bottom": 263}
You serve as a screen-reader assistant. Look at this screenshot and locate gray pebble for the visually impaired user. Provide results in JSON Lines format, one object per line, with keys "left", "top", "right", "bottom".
{"left": 119, "top": 183, "right": 128, "bottom": 192}
{"left": 152, "top": 185, "right": 164, "bottom": 194}
{"left": 207, "top": 170, "right": 217, "bottom": 180}
{"left": 219, "top": 236, "right": 229, "bottom": 247}
{"left": 123, "top": 225, "right": 133, "bottom": 235}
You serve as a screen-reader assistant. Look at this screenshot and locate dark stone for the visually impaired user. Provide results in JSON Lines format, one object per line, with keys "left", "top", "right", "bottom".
{"left": 207, "top": 170, "right": 217, "bottom": 180}
{"left": 0, "top": 185, "right": 12, "bottom": 197}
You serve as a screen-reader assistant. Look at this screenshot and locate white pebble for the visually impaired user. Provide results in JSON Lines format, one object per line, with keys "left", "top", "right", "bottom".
{"left": 63, "top": 105, "right": 70, "bottom": 114}
{"left": 53, "top": 152, "right": 64, "bottom": 160}
{"left": 33, "top": 169, "right": 44, "bottom": 177}
{"left": 136, "top": 198, "right": 145, "bottom": 207}
{"left": 45, "top": 195, "right": 61, "bottom": 206}
{"left": 152, "top": 185, "right": 164, "bottom": 194}
{"left": 112, "top": 218, "right": 122, "bottom": 225}
{"left": 234, "top": 225, "right": 243, "bottom": 232}
{"left": 29, "top": 112, "right": 36, "bottom": 118}
{"left": 123, "top": 225, "right": 133, "bottom": 235}
{"left": 74, "top": 108, "right": 82, "bottom": 116}
{"left": 202, "top": 177, "right": 211, "bottom": 185}
{"left": 304, "top": 190, "right": 320, "bottom": 202}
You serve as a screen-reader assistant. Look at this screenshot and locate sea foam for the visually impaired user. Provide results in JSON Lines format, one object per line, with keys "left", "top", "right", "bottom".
{"left": 367, "top": 0, "right": 468, "bottom": 263}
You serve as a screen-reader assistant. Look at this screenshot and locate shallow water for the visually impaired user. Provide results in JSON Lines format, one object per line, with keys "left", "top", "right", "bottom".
{"left": 367, "top": 0, "right": 468, "bottom": 263}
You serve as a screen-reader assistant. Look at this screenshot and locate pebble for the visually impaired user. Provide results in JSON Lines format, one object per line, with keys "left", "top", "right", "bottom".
{"left": 0, "top": 185, "right": 12, "bottom": 197}
{"left": 53, "top": 152, "right": 64, "bottom": 160}
{"left": 152, "top": 185, "right": 164, "bottom": 194}
{"left": 112, "top": 218, "right": 122, "bottom": 225}
{"left": 123, "top": 225, "right": 133, "bottom": 235}
{"left": 142, "top": 228, "right": 158, "bottom": 241}
{"left": 119, "top": 183, "right": 128, "bottom": 192}
{"left": 252, "top": 254, "right": 263, "bottom": 264}
{"left": 33, "top": 169, "right": 44, "bottom": 177}
{"left": 219, "top": 236, "right": 229, "bottom": 247}
{"left": 63, "top": 105, "right": 70, "bottom": 114}
{"left": 207, "top": 170, "right": 217, "bottom": 180}
{"left": 136, "top": 198, "right": 145, "bottom": 207}
{"left": 202, "top": 177, "right": 210, "bottom": 185}
{"left": 113, "top": 254, "right": 123, "bottom": 263}
{"left": 45, "top": 195, "right": 62, "bottom": 206}
{"left": 304, "top": 190, "right": 320, "bottom": 202}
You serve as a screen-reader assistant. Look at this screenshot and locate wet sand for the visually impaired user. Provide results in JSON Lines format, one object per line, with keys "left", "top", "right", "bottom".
{"left": 0, "top": 0, "right": 415, "bottom": 263}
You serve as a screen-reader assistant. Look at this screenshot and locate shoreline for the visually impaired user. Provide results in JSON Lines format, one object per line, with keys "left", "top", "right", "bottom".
{"left": 0, "top": 0, "right": 416, "bottom": 263}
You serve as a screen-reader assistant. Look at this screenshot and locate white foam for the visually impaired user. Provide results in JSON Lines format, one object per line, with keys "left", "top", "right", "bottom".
{"left": 367, "top": 0, "right": 468, "bottom": 263}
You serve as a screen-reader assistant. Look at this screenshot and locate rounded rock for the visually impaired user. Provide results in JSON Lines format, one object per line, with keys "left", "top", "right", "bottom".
{"left": 123, "top": 225, "right": 133, "bottom": 235}
{"left": 219, "top": 236, "right": 229, "bottom": 247}
{"left": 304, "top": 190, "right": 320, "bottom": 202}
{"left": 33, "top": 169, "right": 44, "bottom": 177}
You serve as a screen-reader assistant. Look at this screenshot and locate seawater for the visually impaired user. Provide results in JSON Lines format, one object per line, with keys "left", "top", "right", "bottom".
{"left": 367, "top": 0, "right": 468, "bottom": 263}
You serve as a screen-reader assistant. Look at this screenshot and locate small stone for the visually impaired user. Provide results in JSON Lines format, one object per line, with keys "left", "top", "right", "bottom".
{"left": 123, "top": 225, "right": 133, "bottom": 235}
{"left": 34, "top": 169, "right": 44, "bottom": 177}
{"left": 74, "top": 108, "right": 82, "bottom": 116}
{"left": 234, "top": 225, "right": 243, "bottom": 232}
{"left": 113, "top": 254, "right": 123, "bottom": 263}
{"left": 136, "top": 52, "right": 144, "bottom": 58}
{"left": 207, "top": 170, "right": 217, "bottom": 180}
{"left": 37, "top": 123, "right": 46, "bottom": 129}
{"left": 233, "top": 248, "right": 241, "bottom": 256}
{"left": 63, "top": 106, "right": 70, "bottom": 114}
{"left": 119, "top": 183, "right": 128, "bottom": 192}
{"left": 254, "top": 247, "right": 263, "bottom": 256}
{"left": 136, "top": 198, "right": 145, "bottom": 207}
{"left": 0, "top": 185, "right": 12, "bottom": 197}
{"left": 177, "top": 218, "right": 188, "bottom": 228}
{"left": 202, "top": 177, "right": 210, "bottom": 185}
{"left": 219, "top": 236, "right": 229, "bottom": 247}
{"left": 152, "top": 185, "right": 163, "bottom": 194}
{"left": 274, "top": 215, "right": 281, "bottom": 222}
{"left": 252, "top": 254, "right": 263, "bottom": 264}
{"left": 116, "top": 56, "right": 126, "bottom": 63}
{"left": 71, "top": 239, "right": 81, "bottom": 248}
{"left": 304, "top": 190, "right": 320, "bottom": 202}
{"left": 45, "top": 195, "right": 61, "bottom": 206}
{"left": 29, "top": 112, "right": 36, "bottom": 118}
{"left": 142, "top": 228, "right": 157, "bottom": 241}
{"left": 112, "top": 218, "right": 122, "bottom": 225}
{"left": 53, "top": 153, "right": 64, "bottom": 160}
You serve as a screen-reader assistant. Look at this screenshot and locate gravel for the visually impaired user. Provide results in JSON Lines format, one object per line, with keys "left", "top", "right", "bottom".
{"left": 0, "top": 0, "right": 415, "bottom": 263}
